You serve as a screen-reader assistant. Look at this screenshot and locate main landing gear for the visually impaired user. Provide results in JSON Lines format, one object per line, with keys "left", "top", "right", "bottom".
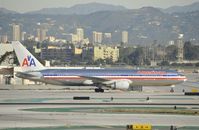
{"left": 94, "top": 84, "right": 105, "bottom": 93}
{"left": 170, "top": 88, "right": 174, "bottom": 93}
{"left": 94, "top": 88, "right": 104, "bottom": 93}
{"left": 170, "top": 85, "right": 175, "bottom": 93}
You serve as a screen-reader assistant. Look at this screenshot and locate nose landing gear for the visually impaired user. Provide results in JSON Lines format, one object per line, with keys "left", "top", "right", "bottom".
{"left": 170, "top": 85, "right": 175, "bottom": 93}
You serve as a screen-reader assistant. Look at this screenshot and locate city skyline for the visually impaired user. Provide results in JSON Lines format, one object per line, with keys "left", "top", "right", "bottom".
{"left": 0, "top": 0, "right": 199, "bottom": 13}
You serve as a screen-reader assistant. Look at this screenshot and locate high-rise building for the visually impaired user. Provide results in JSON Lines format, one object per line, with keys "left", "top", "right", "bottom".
{"left": 103, "top": 33, "right": 112, "bottom": 43}
{"left": 0, "top": 35, "right": 8, "bottom": 43}
{"left": 93, "top": 31, "right": 103, "bottom": 43}
{"left": 37, "top": 28, "right": 47, "bottom": 42}
{"left": 76, "top": 28, "right": 84, "bottom": 42}
{"left": 122, "top": 31, "right": 128, "bottom": 43}
{"left": 176, "top": 34, "right": 184, "bottom": 62}
{"left": 21, "top": 32, "right": 27, "bottom": 41}
{"left": 12, "top": 24, "right": 21, "bottom": 41}
{"left": 65, "top": 34, "right": 78, "bottom": 43}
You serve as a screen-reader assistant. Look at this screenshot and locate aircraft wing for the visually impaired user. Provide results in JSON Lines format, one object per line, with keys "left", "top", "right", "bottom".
{"left": 80, "top": 76, "right": 117, "bottom": 90}
{"left": 80, "top": 76, "right": 110, "bottom": 83}
{"left": 80, "top": 76, "right": 132, "bottom": 86}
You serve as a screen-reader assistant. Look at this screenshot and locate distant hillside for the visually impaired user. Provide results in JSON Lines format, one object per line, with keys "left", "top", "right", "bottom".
{"left": 0, "top": 8, "right": 17, "bottom": 14}
{"left": 164, "top": 2, "right": 199, "bottom": 13}
{"left": 27, "top": 2, "right": 127, "bottom": 15}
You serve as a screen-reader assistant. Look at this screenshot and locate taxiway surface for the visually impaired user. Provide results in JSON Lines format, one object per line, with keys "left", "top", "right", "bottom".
{"left": 0, "top": 86, "right": 199, "bottom": 129}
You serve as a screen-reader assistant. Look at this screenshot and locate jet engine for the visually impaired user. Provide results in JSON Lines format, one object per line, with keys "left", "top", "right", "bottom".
{"left": 83, "top": 80, "right": 93, "bottom": 85}
{"left": 110, "top": 80, "right": 131, "bottom": 90}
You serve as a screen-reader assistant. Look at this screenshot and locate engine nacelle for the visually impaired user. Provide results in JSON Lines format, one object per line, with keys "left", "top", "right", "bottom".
{"left": 111, "top": 80, "right": 130, "bottom": 90}
{"left": 83, "top": 80, "right": 93, "bottom": 85}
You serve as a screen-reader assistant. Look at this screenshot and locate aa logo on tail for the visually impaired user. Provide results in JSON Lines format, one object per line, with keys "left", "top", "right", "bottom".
{"left": 22, "top": 56, "right": 36, "bottom": 67}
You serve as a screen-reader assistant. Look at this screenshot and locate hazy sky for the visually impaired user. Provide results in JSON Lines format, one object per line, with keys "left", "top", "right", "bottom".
{"left": 1, "top": 0, "right": 199, "bottom": 13}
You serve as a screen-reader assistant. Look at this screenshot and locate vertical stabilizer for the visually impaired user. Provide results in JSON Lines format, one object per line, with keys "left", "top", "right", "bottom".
{"left": 12, "top": 41, "right": 45, "bottom": 71}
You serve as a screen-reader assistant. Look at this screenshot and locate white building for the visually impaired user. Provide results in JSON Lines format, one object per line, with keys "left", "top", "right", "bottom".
{"left": 37, "top": 28, "right": 47, "bottom": 42}
{"left": 0, "top": 35, "right": 8, "bottom": 43}
{"left": 103, "top": 33, "right": 112, "bottom": 43}
{"left": 93, "top": 31, "right": 103, "bottom": 43}
{"left": 76, "top": 28, "right": 84, "bottom": 42}
{"left": 65, "top": 34, "right": 78, "bottom": 43}
{"left": 122, "top": 31, "right": 128, "bottom": 43}
{"left": 21, "top": 32, "right": 27, "bottom": 41}
{"left": 12, "top": 24, "right": 21, "bottom": 41}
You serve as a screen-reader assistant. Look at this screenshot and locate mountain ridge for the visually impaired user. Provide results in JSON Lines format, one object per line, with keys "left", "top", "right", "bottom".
{"left": 27, "top": 2, "right": 127, "bottom": 15}
{"left": 1, "top": 2, "right": 199, "bottom": 15}
{"left": 0, "top": 3, "right": 199, "bottom": 44}
{"left": 164, "top": 2, "right": 199, "bottom": 13}
{"left": 0, "top": 7, "right": 18, "bottom": 14}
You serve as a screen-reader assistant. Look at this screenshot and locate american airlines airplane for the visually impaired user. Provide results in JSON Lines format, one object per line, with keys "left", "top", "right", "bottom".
{"left": 12, "top": 41, "right": 187, "bottom": 92}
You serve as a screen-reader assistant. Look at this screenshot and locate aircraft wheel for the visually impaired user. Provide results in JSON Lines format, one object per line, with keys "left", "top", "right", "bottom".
{"left": 170, "top": 88, "right": 174, "bottom": 93}
{"left": 100, "top": 89, "right": 104, "bottom": 93}
{"left": 95, "top": 88, "right": 104, "bottom": 93}
{"left": 95, "top": 88, "right": 100, "bottom": 93}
